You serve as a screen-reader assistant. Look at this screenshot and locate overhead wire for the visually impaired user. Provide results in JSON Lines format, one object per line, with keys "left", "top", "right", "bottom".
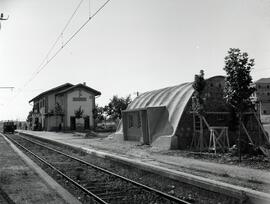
{"left": 37, "top": 0, "right": 111, "bottom": 74}
{"left": 7, "top": 0, "right": 111, "bottom": 106}
{"left": 23, "top": 0, "right": 85, "bottom": 89}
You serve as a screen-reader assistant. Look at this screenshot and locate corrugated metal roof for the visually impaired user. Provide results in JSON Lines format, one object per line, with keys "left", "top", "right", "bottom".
{"left": 116, "top": 82, "right": 194, "bottom": 137}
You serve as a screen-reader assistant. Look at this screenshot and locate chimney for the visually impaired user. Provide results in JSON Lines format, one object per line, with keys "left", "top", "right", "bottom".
{"left": 83, "top": 82, "right": 86, "bottom": 86}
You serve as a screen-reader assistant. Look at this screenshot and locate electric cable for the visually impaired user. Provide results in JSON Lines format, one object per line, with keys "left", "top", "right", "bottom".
{"left": 5, "top": 0, "right": 111, "bottom": 106}
{"left": 23, "top": 0, "right": 85, "bottom": 88}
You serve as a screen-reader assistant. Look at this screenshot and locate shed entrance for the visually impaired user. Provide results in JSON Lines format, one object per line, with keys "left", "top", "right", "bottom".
{"left": 122, "top": 106, "right": 167, "bottom": 145}
{"left": 122, "top": 109, "right": 149, "bottom": 143}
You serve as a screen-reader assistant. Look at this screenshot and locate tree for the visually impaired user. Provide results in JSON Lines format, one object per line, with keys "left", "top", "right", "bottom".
{"left": 192, "top": 70, "right": 206, "bottom": 115}
{"left": 192, "top": 70, "right": 207, "bottom": 151}
{"left": 104, "top": 95, "right": 132, "bottom": 120}
{"left": 26, "top": 110, "right": 33, "bottom": 123}
{"left": 26, "top": 110, "right": 33, "bottom": 129}
{"left": 93, "top": 104, "right": 104, "bottom": 123}
{"left": 74, "top": 106, "right": 84, "bottom": 118}
{"left": 223, "top": 48, "right": 255, "bottom": 162}
{"left": 55, "top": 102, "right": 63, "bottom": 115}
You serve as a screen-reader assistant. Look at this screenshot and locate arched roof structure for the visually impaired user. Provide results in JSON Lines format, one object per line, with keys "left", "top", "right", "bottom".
{"left": 116, "top": 82, "right": 195, "bottom": 138}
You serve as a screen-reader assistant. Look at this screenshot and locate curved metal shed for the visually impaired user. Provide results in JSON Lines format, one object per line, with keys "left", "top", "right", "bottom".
{"left": 116, "top": 81, "right": 195, "bottom": 149}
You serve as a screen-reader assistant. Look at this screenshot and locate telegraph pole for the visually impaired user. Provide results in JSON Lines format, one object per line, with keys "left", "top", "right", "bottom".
{"left": 0, "top": 13, "right": 9, "bottom": 30}
{"left": 0, "top": 87, "right": 14, "bottom": 91}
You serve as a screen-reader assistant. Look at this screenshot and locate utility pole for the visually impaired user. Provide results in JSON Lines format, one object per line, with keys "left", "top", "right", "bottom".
{"left": 0, "top": 87, "right": 14, "bottom": 91}
{"left": 0, "top": 13, "right": 9, "bottom": 30}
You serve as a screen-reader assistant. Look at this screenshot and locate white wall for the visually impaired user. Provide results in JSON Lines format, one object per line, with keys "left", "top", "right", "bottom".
{"left": 66, "top": 89, "right": 94, "bottom": 128}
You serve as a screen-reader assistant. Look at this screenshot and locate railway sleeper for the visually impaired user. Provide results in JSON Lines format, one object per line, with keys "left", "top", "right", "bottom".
{"left": 82, "top": 183, "right": 116, "bottom": 189}
{"left": 86, "top": 188, "right": 123, "bottom": 195}
{"left": 102, "top": 195, "right": 133, "bottom": 203}
{"left": 84, "top": 182, "right": 131, "bottom": 189}
{"left": 86, "top": 185, "right": 139, "bottom": 193}
{"left": 96, "top": 191, "right": 129, "bottom": 198}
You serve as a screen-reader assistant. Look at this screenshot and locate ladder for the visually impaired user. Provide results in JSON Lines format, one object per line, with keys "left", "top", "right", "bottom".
{"left": 191, "top": 114, "right": 205, "bottom": 151}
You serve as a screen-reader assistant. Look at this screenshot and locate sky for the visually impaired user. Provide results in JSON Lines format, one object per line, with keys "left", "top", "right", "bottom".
{"left": 0, "top": 0, "right": 270, "bottom": 121}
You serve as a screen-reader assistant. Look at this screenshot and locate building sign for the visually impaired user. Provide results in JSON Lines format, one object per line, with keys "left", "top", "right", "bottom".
{"left": 73, "top": 97, "right": 86, "bottom": 101}
{"left": 73, "top": 89, "right": 87, "bottom": 101}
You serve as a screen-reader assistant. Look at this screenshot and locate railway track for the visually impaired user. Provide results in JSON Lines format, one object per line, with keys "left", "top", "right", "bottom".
{"left": 4, "top": 133, "right": 191, "bottom": 204}
{"left": 0, "top": 186, "right": 15, "bottom": 204}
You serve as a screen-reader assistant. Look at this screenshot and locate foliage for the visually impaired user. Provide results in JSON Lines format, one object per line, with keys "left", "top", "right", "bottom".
{"left": 104, "top": 95, "right": 132, "bottom": 120}
{"left": 55, "top": 102, "right": 63, "bottom": 115}
{"left": 223, "top": 48, "right": 255, "bottom": 161}
{"left": 192, "top": 70, "right": 206, "bottom": 115}
{"left": 74, "top": 106, "right": 84, "bottom": 118}
{"left": 223, "top": 48, "right": 255, "bottom": 114}
{"left": 26, "top": 111, "right": 33, "bottom": 123}
{"left": 93, "top": 104, "right": 104, "bottom": 123}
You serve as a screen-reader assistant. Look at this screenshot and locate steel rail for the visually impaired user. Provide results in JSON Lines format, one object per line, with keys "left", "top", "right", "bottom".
{"left": 4, "top": 134, "right": 108, "bottom": 204}
{"left": 0, "top": 187, "right": 15, "bottom": 204}
{"left": 13, "top": 133, "right": 190, "bottom": 204}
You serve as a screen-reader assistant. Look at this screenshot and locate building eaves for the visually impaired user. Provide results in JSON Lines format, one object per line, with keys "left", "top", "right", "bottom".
{"left": 55, "top": 83, "right": 101, "bottom": 96}
{"left": 29, "top": 83, "right": 74, "bottom": 103}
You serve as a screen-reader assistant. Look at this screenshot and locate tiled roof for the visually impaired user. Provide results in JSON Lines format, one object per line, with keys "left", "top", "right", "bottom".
{"left": 56, "top": 83, "right": 101, "bottom": 96}
{"left": 29, "top": 83, "right": 74, "bottom": 103}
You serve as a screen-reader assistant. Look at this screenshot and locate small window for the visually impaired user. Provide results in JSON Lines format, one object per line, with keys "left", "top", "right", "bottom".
{"left": 267, "top": 92, "right": 270, "bottom": 96}
{"left": 218, "top": 83, "right": 222, "bottom": 88}
{"left": 263, "top": 110, "right": 267, "bottom": 114}
{"left": 258, "top": 85, "right": 261, "bottom": 89}
{"left": 210, "top": 83, "right": 214, "bottom": 87}
{"left": 267, "top": 85, "right": 269, "bottom": 89}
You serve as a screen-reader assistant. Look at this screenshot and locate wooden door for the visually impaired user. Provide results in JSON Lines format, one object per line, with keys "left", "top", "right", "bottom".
{"left": 70, "top": 116, "right": 76, "bottom": 130}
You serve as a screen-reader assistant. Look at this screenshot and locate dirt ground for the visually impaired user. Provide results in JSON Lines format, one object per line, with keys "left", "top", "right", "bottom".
{"left": 0, "top": 135, "right": 68, "bottom": 204}
{"left": 86, "top": 131, "right": 270, "bottom": 171}
{"left": 159, "top": 150, "right": 270, "bottom": 170}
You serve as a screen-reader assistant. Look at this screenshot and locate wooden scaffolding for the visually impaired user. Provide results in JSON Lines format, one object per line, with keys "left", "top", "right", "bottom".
{"left": 191, "top": 111, "right": 269, "bottom": 153}
{"left": 190, "top": 112, "right": 230, "bottom": 153}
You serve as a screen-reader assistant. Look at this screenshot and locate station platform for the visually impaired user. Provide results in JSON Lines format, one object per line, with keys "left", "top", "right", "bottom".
{"left": 16, "top": 130, "right": 270, "bottom": 204}
{"left": 0, "top": 133, "right": 80, "bottom": 204}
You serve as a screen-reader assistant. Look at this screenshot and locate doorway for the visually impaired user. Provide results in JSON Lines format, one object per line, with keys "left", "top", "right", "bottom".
{"left": 84, "top": 116, "right": 90, "bottom": 129}
{"left": 70, "top": 116, "right": 76, "bottom": 130}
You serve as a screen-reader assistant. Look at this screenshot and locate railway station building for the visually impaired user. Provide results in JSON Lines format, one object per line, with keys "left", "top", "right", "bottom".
{"left": 29, "top": 83, "right": 101, "bottom": 131}
{"left": 115, "top": 76, "right": 269, "bottom": 150}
